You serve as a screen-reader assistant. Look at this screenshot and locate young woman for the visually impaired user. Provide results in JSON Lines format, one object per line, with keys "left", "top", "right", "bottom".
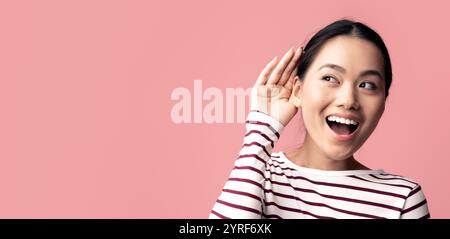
{"left": 209, "top": 19, "right": 430, "bottom": 219}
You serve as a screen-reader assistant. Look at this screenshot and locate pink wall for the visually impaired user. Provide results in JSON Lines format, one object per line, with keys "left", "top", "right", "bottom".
{"left": 0, "top": 0, "right": 449, "bottom": 218}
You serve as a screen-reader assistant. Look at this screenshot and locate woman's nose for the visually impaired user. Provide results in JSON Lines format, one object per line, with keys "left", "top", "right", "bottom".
{"left": 336, "top": 84, "right": 360, "bottom": 111}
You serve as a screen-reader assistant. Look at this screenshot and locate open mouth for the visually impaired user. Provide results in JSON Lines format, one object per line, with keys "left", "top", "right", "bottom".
{"left": 325, "top": 115, "right": 359, "bottom": 136}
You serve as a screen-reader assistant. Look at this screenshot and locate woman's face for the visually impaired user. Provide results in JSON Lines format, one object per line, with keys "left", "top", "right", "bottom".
{"left": 298, "top": 35, "right": 386, "bottom": 161}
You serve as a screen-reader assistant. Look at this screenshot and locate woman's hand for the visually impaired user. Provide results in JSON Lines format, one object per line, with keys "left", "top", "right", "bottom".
{"left": 250, "top": 47, "right": 303, "bottom": 126}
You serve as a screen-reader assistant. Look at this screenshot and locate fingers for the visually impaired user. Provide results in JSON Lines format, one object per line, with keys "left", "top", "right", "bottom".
{"left": 285, "top": 50, "right": 302, "bottom": 91}
{"left": 255, "top": 46, "right": 303, "bottom": 87}
{"left": 285, "top": 74, "right": 299, "bottom": 92}
{"left": 266, "top": 48, "right": 295, "bottom": 85}
{"left": 255, "top": 56, "right": 279, "bottom": 86}
{"left": 278, "top": 46, "right": 303, "bottom": 86}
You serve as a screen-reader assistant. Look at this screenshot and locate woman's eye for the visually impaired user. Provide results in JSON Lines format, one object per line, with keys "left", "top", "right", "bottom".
{"left": 322, "top": 76, "right": 338, "bottom": 83}
{"left": 360, "top": 82, "right": 377, "bottom": 90}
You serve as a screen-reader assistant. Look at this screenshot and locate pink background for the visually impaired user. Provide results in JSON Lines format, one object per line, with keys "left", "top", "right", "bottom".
{"left": 0, "top": 0, "right": 449, "bottom": 218}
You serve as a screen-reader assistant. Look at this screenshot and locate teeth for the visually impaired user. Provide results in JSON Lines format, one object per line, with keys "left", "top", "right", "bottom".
{"left": 327, "top": 116, "right": 358, "bottom": 125}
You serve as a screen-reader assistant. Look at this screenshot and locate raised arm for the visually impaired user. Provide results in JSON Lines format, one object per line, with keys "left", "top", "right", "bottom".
{"left": 209, "top": 47, "right": 303, "bottom": 219}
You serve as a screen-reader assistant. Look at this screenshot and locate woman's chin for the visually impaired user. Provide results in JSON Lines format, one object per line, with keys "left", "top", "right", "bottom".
{"left": 323, "top": 146, "right": 356, "bottom": 161}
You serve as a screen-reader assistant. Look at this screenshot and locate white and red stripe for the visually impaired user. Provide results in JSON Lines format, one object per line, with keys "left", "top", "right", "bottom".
{"left": 209, "top": 111, "right": 430, "bottom": 219}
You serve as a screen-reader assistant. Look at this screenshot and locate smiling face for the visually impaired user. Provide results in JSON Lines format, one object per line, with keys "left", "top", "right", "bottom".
{"left": 294, "top": 35, "right": 386, "bottom": 161}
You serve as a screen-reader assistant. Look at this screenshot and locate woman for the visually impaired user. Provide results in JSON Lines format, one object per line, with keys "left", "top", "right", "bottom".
{"left": 209, "top": 19, "right": 430, "bottom": 219}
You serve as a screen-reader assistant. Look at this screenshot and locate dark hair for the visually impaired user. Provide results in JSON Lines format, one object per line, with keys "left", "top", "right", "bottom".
{"left": 297, "top": 19, "right": 392, "bottom": 97}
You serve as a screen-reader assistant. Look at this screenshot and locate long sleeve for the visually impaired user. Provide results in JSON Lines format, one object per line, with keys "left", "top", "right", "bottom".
{"left": 400, "top": 185, "right": 430, "bottom": 219}
{"left": 209, "top": 111, "right": 285, "bottom": 219}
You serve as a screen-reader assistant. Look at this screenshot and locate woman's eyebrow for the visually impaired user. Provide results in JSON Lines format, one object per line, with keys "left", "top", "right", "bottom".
{"left": 360, "top": 69, "right": 383, "bottom": 80}
{"left": 318, "top": 63, "right": 346, "bottom": 73}
{"left": 318, "top": 63, "right": 383, "bottom": 80}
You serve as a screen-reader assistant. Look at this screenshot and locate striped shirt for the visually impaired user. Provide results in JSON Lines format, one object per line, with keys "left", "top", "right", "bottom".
{"left": 209, "top": 111, "right": 430, "bottom": 219}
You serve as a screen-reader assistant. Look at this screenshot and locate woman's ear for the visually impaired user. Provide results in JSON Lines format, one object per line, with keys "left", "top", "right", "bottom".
{"left": 290, "top": 76, "right": 302, "bottom": 108}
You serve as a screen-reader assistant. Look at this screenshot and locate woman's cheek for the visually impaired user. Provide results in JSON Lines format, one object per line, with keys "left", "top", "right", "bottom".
{"left": 360, "top": 98, "right": 385, "bottom": 138}
{"left": 309, "top": 83, "right": 330, "bottom": 102}
{"left": 364, "top": 96, "right": 385, "bottom": 122}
